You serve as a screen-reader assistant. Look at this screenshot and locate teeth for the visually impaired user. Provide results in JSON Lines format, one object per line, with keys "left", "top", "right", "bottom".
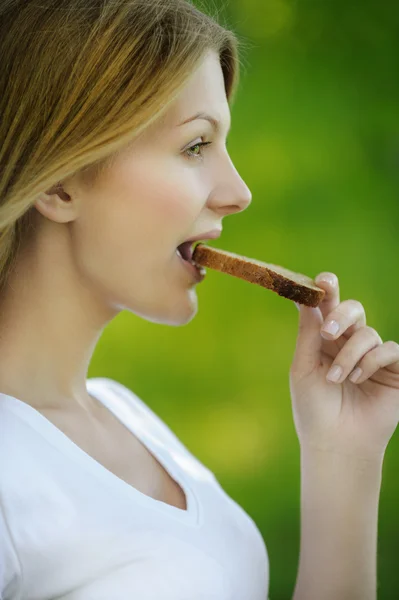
{"left": 176, "top": 248, "right": 183, "bottom": 259}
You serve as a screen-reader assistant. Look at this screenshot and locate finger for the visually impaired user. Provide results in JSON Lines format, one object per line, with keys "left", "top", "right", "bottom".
{"left": 320, "top": 299, "right": 367, "bottom": 341}
{"left": 348, "top": 340, "right": 399, "bottom": 384}
{"left": 314, "top": 273, "right": 340, "bottom": 320}
{"left": 325, "top": 326, "right": 383, "bottom": 384}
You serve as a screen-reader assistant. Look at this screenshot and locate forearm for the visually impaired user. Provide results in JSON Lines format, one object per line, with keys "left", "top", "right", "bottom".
{"left": 292, "top": 447, "right": 384, "bottom": 600}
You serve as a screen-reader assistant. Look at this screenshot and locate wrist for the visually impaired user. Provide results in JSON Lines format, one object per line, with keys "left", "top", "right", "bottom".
{"left": 299, "top": 445, "right": 384, "bottom": 498}
{"left": 300, "top": 442, "right": 385, "bottom": 469}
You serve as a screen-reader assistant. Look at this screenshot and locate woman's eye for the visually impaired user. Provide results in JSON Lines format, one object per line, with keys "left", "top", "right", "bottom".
{"left": 185, "top": 141, "right": 212, "bottom": 160}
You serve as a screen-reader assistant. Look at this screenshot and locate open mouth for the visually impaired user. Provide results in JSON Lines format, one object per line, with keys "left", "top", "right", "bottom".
{"left": 176, "top": 241, "right": 201, "bottom": 265}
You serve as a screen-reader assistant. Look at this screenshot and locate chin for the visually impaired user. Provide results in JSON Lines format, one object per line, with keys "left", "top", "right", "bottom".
{"left": 127, "top": 287, "right": 199, "bottom": 327}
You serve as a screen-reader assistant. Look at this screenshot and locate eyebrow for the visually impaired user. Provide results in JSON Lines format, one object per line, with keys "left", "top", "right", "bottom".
{"left": 178, "top": 111, "right": 231, "bottom": 135}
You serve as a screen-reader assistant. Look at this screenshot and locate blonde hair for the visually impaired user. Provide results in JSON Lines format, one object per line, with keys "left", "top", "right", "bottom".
{"left": 0, "top": 0, "right": 247, "bottom": 293}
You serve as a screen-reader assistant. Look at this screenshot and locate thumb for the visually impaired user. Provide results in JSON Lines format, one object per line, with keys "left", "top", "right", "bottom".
{"left": 292, "top": 302, "right": 324, "bottom": 374}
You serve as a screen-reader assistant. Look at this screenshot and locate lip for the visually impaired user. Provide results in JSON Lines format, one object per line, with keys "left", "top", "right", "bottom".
{"left": 183, "top": 229, "right": 222, "bottom": 244}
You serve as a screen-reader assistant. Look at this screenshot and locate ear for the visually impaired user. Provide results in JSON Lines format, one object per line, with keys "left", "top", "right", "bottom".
{"left": 45, "top": 182, "right": 71, "bottom": 202}
{"left": 34, "top": 182, "right": 77, "bottom": 224}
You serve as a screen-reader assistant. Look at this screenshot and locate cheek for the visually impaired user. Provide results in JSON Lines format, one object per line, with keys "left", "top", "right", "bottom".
{"left": 141, "top": 160, "right": 200, "bottom": 225}
{"left": 122, "top": 159, "right": 201, "bottom": 248}
{"left": 71, "top": 162, "right": 198, "bottom": 298}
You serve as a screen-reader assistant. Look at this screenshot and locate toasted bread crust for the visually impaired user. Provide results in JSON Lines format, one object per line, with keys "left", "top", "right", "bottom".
{"left": 192, "top": 244, "right": 325, "bottom": 307}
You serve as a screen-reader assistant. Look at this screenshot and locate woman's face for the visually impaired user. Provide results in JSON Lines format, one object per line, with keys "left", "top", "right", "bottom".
{"left": 35, "top": 51, "right": 252, "bottom": 327}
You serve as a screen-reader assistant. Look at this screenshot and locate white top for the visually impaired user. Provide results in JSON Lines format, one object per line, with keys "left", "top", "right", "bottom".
{"left": 0, "top": 377, "right": 269, "bottom": 599}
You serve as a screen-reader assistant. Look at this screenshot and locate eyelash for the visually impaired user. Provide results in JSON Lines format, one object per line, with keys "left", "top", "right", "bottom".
{"left": 185, "top": 140, "right": 213, "bottom": 160}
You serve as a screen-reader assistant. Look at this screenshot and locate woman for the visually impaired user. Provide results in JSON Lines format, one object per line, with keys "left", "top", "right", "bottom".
{"left": 0, "top": 1, "right": 398, "bottom": 599}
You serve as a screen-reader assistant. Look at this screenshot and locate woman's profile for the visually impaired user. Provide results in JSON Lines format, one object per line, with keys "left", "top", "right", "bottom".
{"left": 0, "top": 1, "right": 398, "bottom": 599}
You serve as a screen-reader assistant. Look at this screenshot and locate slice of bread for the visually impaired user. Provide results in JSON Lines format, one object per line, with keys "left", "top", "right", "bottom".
{"left": 192, "top": 243, "right": 325, "bottom": 307}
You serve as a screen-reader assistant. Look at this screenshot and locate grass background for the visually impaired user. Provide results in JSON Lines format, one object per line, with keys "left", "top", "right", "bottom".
{"left": 89, "top": 1, "right": 399, "bottom": 597}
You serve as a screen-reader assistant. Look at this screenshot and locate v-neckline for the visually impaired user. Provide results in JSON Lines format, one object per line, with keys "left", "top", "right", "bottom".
{"left": 0, "top": 378, "right": 201, "bottom": 527}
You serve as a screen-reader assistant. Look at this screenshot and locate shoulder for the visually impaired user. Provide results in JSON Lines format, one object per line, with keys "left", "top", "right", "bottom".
{"left": 0, "top": 394, "right": 34, "bottom": 452}
{"left": 0, "top": 485, "right": 23, "bottom": 598}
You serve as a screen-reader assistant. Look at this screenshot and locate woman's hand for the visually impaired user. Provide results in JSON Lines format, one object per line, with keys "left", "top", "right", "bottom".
{"left": 289, "top": 272, "right": 399, "bottom": 460}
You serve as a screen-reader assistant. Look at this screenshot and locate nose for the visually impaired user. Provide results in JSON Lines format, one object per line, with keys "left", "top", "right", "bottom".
{"left": 208, "top": 156, "right": 252, "bottom": 216}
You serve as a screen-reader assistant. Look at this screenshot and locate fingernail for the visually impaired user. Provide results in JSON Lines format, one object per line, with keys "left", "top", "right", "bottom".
{"left": 322, "top": 320, "right": 340, "bottom": 337}
{"left": 349, "top": 367, "right": 362, "bottom": 383}
{"left": 327, "top": 365, "right": 343, "bottom": 382}
{"left": 318, "top": 276, "right": 335, "bottom": 287}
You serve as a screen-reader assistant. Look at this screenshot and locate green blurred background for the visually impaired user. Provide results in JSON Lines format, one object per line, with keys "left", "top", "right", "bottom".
{"left": 88, "top": 1, "right": 399, "bottom": 597}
